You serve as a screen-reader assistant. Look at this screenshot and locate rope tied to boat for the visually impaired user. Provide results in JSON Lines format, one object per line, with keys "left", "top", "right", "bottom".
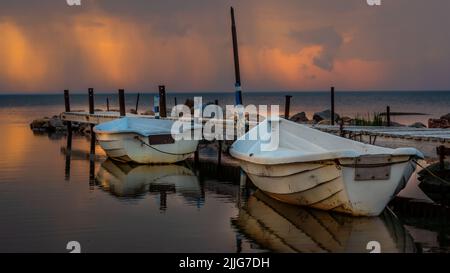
{"left": 134, "top": 136, "right": 194, "bottom": 156}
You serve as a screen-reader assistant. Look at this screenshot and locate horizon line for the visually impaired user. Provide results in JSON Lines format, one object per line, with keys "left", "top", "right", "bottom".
{"left": 1, "top": 89, "right": 450, "bottom": 95}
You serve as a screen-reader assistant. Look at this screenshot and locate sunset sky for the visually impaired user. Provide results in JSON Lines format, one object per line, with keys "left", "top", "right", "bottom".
{"left": 1, "top": 0, "right": 450, "bottom": 93}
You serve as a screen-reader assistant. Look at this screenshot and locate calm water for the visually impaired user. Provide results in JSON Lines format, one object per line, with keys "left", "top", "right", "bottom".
{"left": 0, "top": 92, "right": 450, "bottom": 253}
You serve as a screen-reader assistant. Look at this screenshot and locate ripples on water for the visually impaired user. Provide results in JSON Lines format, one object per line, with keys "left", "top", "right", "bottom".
{"left": 0, "top": 97, "right": 449, "bottom": 253}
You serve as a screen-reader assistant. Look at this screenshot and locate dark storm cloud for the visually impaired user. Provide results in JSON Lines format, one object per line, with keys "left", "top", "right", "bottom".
{"left": 0, "top": 0, "right": 450, "bottom": 92}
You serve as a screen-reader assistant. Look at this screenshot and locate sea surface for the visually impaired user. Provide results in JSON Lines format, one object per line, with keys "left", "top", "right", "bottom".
{"left": 0, "top": 91, "right": 449, "bottom": 253}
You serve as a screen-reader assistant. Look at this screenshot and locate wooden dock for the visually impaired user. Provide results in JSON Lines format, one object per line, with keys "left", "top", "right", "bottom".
{"left": 315, "top": 125, "right": 450, "bottom": 159}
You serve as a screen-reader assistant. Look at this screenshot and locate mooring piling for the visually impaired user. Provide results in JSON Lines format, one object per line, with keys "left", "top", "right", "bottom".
{"left": 88, "top": 88, "right": 94, "bottom": 114}
{"left": 135, "top": 93, "right": 140, "bottom": 113}
{"left": 118, "top": 89, "right": 126, "bottom": 117}
{"left": 64, "top": 90, "right": 71, "bottom": 112}
{"left": 331, "top": 87, "right": 335, "bottom": 125}
{"left": 64, "top": 90, "right": 72, "bottom": 133}
{"left": 285, "top": 95, "right": 292, "bottom": 119}
{"left": 106, "top": 97, "right": 110, "bottom": 111}
{"left": 386, "top": 106, "right": 391, "bottom": 127}
{"left": 159, "top": 85, "right": 167, "bottom": 118}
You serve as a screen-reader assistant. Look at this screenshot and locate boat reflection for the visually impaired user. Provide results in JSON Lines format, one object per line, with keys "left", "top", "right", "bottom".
{"left": 232, "top": 191, "right": 416, "bottom": 253}
{"left": 96, "top": 160, "right": 204, "bottom": 208}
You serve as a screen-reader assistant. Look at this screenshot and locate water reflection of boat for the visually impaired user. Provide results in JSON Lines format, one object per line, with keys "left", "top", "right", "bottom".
{"left": 232, "top": 191, "right": 416, "bottom": 253}
{"left": 96, "top": 160, "right": 203, "bottom": 207}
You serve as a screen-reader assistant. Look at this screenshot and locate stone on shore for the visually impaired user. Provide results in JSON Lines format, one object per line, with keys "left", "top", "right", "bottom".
{"left": 409, "top": 122, "right": 427, "bottom": 128}
{"left": 30, "top": 116, "right": 66, "bottom": 132}
{"left": 48, "top": 116, "right": 65, "bottom": 131}
{"left": 441, "top": 113, "right": 450, "bottom": 121}
{"left": 289, "top": 112, "right": 309, "bottom": 123}
{"left": 313, "top": 109, "right": 340, "bottom": 123}
{"left": 428, "top": 118, "right": 450, "bottom": 128}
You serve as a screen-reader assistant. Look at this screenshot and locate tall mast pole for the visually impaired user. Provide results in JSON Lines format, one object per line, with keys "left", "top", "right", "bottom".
{"left": 231, "top": 7, "right": 243, "bottom": 105}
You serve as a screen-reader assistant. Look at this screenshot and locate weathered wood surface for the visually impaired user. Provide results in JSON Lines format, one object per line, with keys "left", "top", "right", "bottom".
{"left": 315, "top": 125, "right": 450, "bottom": 159}
{"left": 315, "top": 125, "right": 450, "bottom": 142}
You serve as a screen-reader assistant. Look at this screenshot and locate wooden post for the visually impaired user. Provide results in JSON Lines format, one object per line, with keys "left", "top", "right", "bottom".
{"left": 64, "top": 90, "right": 71, "bottom": 112}
{"left": 134, "top": 93, "right": 140, "bottom": 114}
{"left": 106, "top": 97, "right": 110, "bottom": 111}
{"left": 284, "top": 95, "right": 292, "bottom": 119}
{"left": 331, "top": 87, "right": 335, "bottom": 125}
{"left": 64, "top": 89, "right": 72, "bottom": 133}
{"left": 231, "top": 7, "right": 243, "bottom": 105}
{"left": 174, "top": 97, "right": 178, "bottom": 106}
{"left": 88, "top": 88, "right": 94, "bottom": 114}
{"left": 135, "top": 93, "right": 140, "bottom": 113}
{"left": 159, "top": 85, "right": 167, "bottom": 118}
{"left": 386, "top": 106, "right": 391, "bottom": 127}
{"left": 118, "top": 89, "right": 126, "bottom": 117}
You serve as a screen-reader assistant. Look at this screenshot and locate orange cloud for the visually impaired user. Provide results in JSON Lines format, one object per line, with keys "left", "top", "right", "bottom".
{"left": 0, "top": 21, "right": 47, "bottom": 88}
{"left": 240, "top": 44, "right": 385, "bottom": 90}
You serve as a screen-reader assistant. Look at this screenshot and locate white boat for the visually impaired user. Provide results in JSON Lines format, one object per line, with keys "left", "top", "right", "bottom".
{"left": 93, "top": 117, "right": 201, "bottom": 164}
{"left": 233, "top": 191, "right": 416, "bottom": 253}
{"left": 230, "top": 118, "right": 423, "bottom": 216}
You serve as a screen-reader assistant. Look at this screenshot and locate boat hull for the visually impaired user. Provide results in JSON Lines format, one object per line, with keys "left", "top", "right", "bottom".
{"left": 240, "top": 156, "right": 416, "bottom": 216}
{"left": 96, "top": 132, "right": 199, "bottom": 164}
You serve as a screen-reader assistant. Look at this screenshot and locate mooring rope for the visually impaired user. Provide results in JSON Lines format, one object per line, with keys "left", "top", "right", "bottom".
{"left": 134, "top": 136, "right": 194, "bottom": 156}
{"left": 412, "top": 159, "right": 450, "bottom": 184}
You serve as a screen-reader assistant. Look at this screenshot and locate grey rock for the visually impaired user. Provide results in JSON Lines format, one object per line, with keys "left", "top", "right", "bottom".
{"left": 313, "top": 109, "right": 340, "bottom": 123}
{"left": 409, "top": 122, "right": 427, "bottom": 128}
{"left": 290, "top": 112, "right": 309, "bottom": 123}
{"left": 440, "top": 113, "right": 450, "bottom": 121}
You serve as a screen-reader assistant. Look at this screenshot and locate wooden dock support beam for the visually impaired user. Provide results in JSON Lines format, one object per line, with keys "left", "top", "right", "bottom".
{"left": 88, "top": 88, "right": 94, "bottom": 114}
{"left": 118, "top": 89, "right": 126, "bottom": 117}
{"left": 331, "top": 86, "right": 335, "bottom": 125}
{"left": 284, "top": 95, "right": 292, "bottom": 119}
{"left": 159, "top": 85, "right": 167, "bottom": 118}
{"left": 386, "top": 106, "right": 391, "bottom": 127}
